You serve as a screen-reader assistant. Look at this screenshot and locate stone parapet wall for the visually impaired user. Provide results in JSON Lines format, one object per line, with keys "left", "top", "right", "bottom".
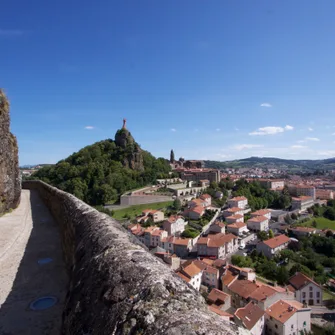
{"left": 22, "top": 181, "right": 242, "bottom": 335}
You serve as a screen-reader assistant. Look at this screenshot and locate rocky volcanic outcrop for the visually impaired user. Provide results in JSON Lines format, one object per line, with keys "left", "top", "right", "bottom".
{"left": 115, "top": 127, "right": 144, "bottom": 171}
{"left": 0, "top": 90, "right": 21, "bottom": 214}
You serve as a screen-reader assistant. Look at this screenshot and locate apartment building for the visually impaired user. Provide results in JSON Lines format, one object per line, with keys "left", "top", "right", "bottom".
{"left": 258, "top": 179, "right": 285, "bottom": 190}
{"left": 228, "top": 196, "right": 248, "bottom": 209}
{"left": 291, "top": 196, "right": 314, "bottom": 211}
{"left": 234, "top": 302, "right": 265, "bottom": 335}
{"left": 247, "top": 215, "right": 269, "bottom": 232}
{"left": 162, "top": 215, "right": 187, "bottom": 236}
{"left": 226, "top": 214, "right": 244, "bottom": 224}
{"left": 251, "top": 209, "right": 271, "bottom": 220}
{"left": 180, "top": 168, "right": 220, "bottom": 183}
{"left": 227, "top": 222, "right": 249, "bottom": 236}
{"left": 316, "top": 189, "right": 334, "bottom": 200}
{"left": 289, "top": 184, "right": 316, "bottom": 200}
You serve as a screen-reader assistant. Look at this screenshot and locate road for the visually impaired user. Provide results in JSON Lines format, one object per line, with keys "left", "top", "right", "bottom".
{"left": 0, "top": 190, "right": 68, "bottom": 335}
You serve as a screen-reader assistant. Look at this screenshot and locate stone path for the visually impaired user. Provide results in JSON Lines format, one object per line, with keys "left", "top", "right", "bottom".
{"left": 0, "top": 190, "right": 68, "bottom": 334}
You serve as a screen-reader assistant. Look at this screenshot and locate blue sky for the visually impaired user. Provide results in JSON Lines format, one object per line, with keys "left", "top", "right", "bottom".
{"left": 1, "top": 0, "right": 335, "bottom": 165}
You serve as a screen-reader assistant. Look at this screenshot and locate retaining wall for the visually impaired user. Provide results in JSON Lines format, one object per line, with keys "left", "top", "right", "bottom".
{"left": 22, "top": 181, "right": 242, "bottom": 335}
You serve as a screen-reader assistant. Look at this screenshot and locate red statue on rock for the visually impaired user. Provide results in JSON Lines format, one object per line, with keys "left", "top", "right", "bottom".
{"left": 122, "top": 118, "right": 127, "bottom": 129}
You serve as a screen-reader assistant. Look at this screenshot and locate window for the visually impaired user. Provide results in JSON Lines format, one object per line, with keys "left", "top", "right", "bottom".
{"left": 317, "top": 292, "right": 320, "bottom": 298}
{"left": 275, "top": 324, "right": 278, "bottom": 329}
{"left": 302, "top": 292, "right": 306, "bottom": 298}
{"left": 309, "top": 292, "right": 313, "bottom": 298}
{"left": 303, "top": 321, "right": 307, "bottom": 327}
{"left": 317, "top": 300, "right": 320, "bottom": 303}
{"left": 309, "top": 286, "right": 313, "bottom": 291}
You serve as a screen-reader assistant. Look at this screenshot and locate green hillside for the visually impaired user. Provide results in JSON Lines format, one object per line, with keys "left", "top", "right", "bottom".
{"left": 31, "top": 127, "right": 171, "bottom": 206}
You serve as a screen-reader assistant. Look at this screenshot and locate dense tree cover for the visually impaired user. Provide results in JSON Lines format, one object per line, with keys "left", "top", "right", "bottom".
{"left": 231, "top": 252, "right": 289, "bottom": 284}
{"left": 233, "top": 179, "right": 291, "bottom": 211}
{"left": 308, "top": 202, "right": 335, "bottom": 221}
{"left": 31, "top": 139, "right": 171, "bottom": 206}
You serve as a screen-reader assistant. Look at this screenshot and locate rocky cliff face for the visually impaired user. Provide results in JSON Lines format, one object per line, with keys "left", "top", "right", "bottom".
{"left": 115, "top": 128, "right": 144, "bottom": 171}
{"left": 0, "top": 90, "right": 21, "bottom": 214}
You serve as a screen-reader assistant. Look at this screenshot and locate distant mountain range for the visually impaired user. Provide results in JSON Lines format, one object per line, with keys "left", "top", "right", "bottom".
{"left": 204, "top": 157, "right": 335, "bottom": 171}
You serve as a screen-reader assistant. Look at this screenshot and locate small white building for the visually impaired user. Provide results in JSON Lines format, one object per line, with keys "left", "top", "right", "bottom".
{"left": 228, "top": 196, "right": 248, "bottom": 209}
{"left": 162, "top": 215, "right": 187, "bottom": 236}
{"left": 226, "top": 214, "right": 244, "bottom": 224}
{"left": 288, "top": 272, "right": 323, "bottom": 306}
{"left": 265, "top": 300, "right": 311, "bottom": 335}
{"left": 291, "top": 196, "right": 314, "bottom": 212}
{"left": 247, "top": 215, "right": 269, "bottom": 232}
{"left": 176, "top": 262, "right": 203, "bottom": 291}
{"left": 223, "top": 207, "right": 245, "bottom": 218}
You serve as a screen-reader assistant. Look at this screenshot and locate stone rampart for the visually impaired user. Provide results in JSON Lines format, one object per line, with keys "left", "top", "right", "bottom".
{"left": 22, "top": 180, "right": 242, "bottom": 335}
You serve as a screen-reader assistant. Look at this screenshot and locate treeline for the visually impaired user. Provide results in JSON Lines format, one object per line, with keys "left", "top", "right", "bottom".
{"left": 233, "top": 179, "right": 291, "bottom": 211}
{"left": 30, "top": 139, "right": 171, "bottom": 206}
{"left": 308, "top": 200, "right": 335, "bottom": 221}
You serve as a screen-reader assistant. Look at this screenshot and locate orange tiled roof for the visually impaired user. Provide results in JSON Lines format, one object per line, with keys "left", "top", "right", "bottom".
{"left": 288, "top": 272, "right": 320, "bottom": 290}
{"left": 266, "top": 300, "right": 304, "bottom": 324}
{"left": 235, "top": 302, "right": 264, "bottom": 330}
{"left": 227, "top": 222, "right": 246, "bottom": 229}
{"left": 262, "top": 234, "right": 290, "bottom": 249}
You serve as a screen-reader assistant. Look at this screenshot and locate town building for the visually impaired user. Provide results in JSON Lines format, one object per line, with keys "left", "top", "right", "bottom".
{"left": 188, "top": 206, "right": 205, "bottom": 220}
{"left": 228, "top": 196, "right": 248, "bottom": 209}
{"left": 162, "top": 215, "right": 187, "bottom": 236}
{"left": 289, "top": 184, "right": 316, "bottom": 200}
{"left": 234, "top": 301, "right": 265, "bottom": 335}
{"left": 288, "top": 226, "right": 317, "bottom": 237}
{"left": 288, "top": 272, "right": 323, "bottom": 306}
{"left": 316, "top": 189, "right": 334, "bottom": 200}
{"left": 250, "top": 209, "right": 271, "bottom": 220}
{"left": 197, "top": 233, "right": 239, "bottom": 259}
{"left": 227, "top": 222, "right": 249, "bottom": 236}
{"left": 173, "top": 238, "right": 192, "bottom": 258}
{"left": 208, "top": 306, "right": 234, "bottom": 322}
{"left": 265, "top": 300, "right": 311, "bottom": 335}
{"left": 226, "top": 214, "right": 244, "bottom": 224}
{"left": 209, "top": 220, "right": 226, "bottom": 234}
{"left": 150, "top": 229, "right": 168, "bottom": 247}
{"left": 180, "top": 168, "right": 220, "bottom": 183}
{"left": 136, "top": 209, "right": 164, "bottom": 223}
{"left": 223, "top": 207, "right": 245, "bottom": 218}
{"left": 256, "top": 234, "right": 290, "bottom": 258}
{"left": 291, "top": 196, "right": 314, "bottom": 211}
{"left": 199, "top": 193, "right": 212, "bottom": 207}
{"left": 258, "top": 179, "right": 285, "bottom": 191}
{"left": 208, "top": 288, "right": 231, "bottom": 311}
{"left": 176, "top": 262, "right": 203, "bottom": 290}
{"left": 247, "top": 216, "right": 269, "bottom": 232}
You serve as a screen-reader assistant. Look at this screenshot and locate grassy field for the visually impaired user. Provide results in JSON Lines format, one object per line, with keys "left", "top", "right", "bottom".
{"left": 298, "top": 217, "right": 335, "bottom": 230}
{"left": 323, "top": 288, "right": 335, "bottom": 301}
{"left": 111, "top": 201, "right": 173, "bottom": 220}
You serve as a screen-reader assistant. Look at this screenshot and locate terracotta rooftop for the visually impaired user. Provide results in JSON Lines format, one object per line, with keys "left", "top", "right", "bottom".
{"left": 229, "top": 196, "right": 248, "bottom": 202}
{"left": 292, "top": 196, "right": 313, "bottom": 202}
{"left": 289, "top": 226, "right": 316, "bottom": 233}
{"left": 247, "top": 215, "right": 268, "bottom": 223}
{"left": 181, "top": 262, "right": 202, "bottom": 278}
{"left": 200, "top": 193, "right": 211, "bottom": 199}
{"left": 176, "top": 271, "right": 190, "bottom": 283}
{"left": 266, "top": 300, "right": 304, "bottom": 324}
{"left": 249, "top": 285, "right": 277, "bottom": 302}
{"left": 235, "top": 302, "right": 264, "bottom": 331}
{"left": 226, "top": 214, "right": 244, "bottom": 220}
{"left": 252, "top": 209, "right": 271, "bottom": 216}
{"left": 227, "top": 207, "right": 243, "bottom": 212}
{"left": 262, "top": 234, "right": 290, "bottom": 249}
{"left": 208, "top": 288, "right": 230, "bottom": 305}
{"left": 208, "top": 306, "right": 233, "bottom": 319}
{"left": 228, "top": 279, "right": 259, "bottom": 299}
{"left": 166, "top": 215, "right": 183, "bottom": 224}
{"left": 174, "top": 238, "right": 190, "bottom": 246}
{"left": 288, "top": 272, "right": 320, "bottom": 290}
{"left": 227, "top": 222, "right": 247, "bottom": 229}
{"left": 190, "top": 206, "right": 205, "bottom": 214}
{"left": 222, "top": 268, "right": 239, "bottom": 287}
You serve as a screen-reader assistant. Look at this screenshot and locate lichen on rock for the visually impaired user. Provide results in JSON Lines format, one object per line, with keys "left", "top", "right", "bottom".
{"left": 0, "top": 89, "right": 21, "bottom": 214}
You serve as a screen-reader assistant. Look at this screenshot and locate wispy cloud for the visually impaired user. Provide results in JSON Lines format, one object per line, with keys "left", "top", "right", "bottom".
{"left": 332, "top": 133, "right": 335, "bottom": 136}
{"left": 249, "top": 125, "right": 293, "bottom": 136}
{"left": 170, "top": 128, "right": 177, "bottom": 132}
{"left": 285, "top": 125, "right": 294, "bottom": 131}
{"left": 291, "top": 145, "right": 307, "bottom": 149}
{"left": 0, "top": 29, "right": 24, "bottom": 37}
{"left": 234, "top": 127, "right": 239, "bottom": 131}
{"left": 308, "top": 127, "right": 313, "bottom": 131}
{"left": 84, "top": 126, "right": 95, "bottom": 130}
{"left": 216, "top": 128, "right": 221, "bottom": 132}
{"left": 234, "top": 144, "right": 264, "bottom": 151}
{"left": 305, "top": 137, "right": 320, "bottom": 142}
{"left": 260, "top": 103, "right": 272, "bottom": 108}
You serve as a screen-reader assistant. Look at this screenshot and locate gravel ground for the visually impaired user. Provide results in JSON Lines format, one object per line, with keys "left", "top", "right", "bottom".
{"left": 0, "top": 190, "right": 68, "bottom": 334}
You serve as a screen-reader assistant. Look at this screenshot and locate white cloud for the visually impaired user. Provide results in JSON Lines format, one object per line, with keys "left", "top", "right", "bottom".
{"left": 290, "top": 145, "right": 307, "bottom": 149}
{"left": 260, "top": 103, "right": 272, "bottom": 108}
{"left": 234, "top": 144, "right": 264, "bottom": 151}
{"left": 297, "top": 140, "right": 306, "bottom": 143}
{"left": 0, "top": 29, "right": 24, "bottom": 37}
{"left": 308, "top": 127, "right": 313, "bottom": 131}
{"left": 249, "top": 126, "right": 285, "bottom": 136}
{"left": 316, "top": 150, "right": 335, "bottom": 157}
{"left": 170, "top": 128, "right": 177, "bottom": 132}
{"left": 84, "top": 126, "right": 94, "bottom": 130}
{"left": 305, "top": 137, "right": 320, "bottom": 141}
{"left": 332, "top": 132, "right": 335, "bottom": 136}
{"left": 285, "top": 125, "right": 294, "bottom": 131}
